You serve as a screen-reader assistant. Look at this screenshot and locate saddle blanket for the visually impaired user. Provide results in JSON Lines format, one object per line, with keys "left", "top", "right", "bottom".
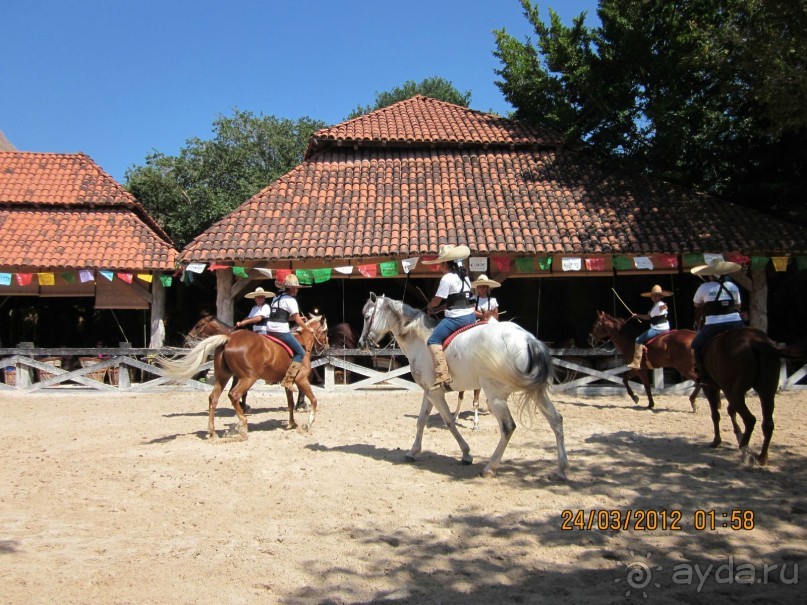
{"left": 442, "top": 321, "right": 488, "bottom": 350}
{"left": 260, "top": 333, "right": 293, "bottom": 357}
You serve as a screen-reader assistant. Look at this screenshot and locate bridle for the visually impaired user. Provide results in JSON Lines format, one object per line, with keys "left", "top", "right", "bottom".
{"left": 362, "top": 296, "right": 382, "bottom": 348}
{"left": 310, "top": 322, "right": 329, "bottom": 355}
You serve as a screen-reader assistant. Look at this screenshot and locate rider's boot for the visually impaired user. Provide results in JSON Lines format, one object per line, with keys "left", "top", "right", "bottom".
{"left": 428, "top": 344, "right": 452, "bottom": 391}
{"left": 281, "top": 360, "right": 303, "bottom": 389}
{"left": 627, "top": 344, "right": 644, "bottom": 369}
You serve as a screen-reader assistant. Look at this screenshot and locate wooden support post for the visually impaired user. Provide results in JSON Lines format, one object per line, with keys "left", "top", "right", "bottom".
{"left": 216, "top": 269, "right": 235, "bottom": 325}
{"left": 149, "top": 276, "right": 166, "bottom": 348}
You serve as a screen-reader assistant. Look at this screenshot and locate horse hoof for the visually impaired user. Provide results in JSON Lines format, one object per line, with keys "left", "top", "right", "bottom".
{"left": 461, "top": 455, "right": 473, "bottom": 465}
{"left": 631, "top": 396, "right": 640, "bottom": 404}
{"left": 480, "top": 467, "right": 496, "bottom": 478}
{"left": 646, "top": 403, "right": 654, "bottom": 410}
{"left": 551, "top": 470, "right": 568, "bottom": 482}
{"left": 709, "top": 440, "right": 721, "bottom": 449}
{"left": 404, "top": 455, "right": 416, "bottom": 463}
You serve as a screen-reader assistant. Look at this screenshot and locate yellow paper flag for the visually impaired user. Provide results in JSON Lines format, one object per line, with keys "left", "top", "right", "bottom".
{"left": 38, "top": 272, "right": 55, "bottom": 286}
{"left": 137, "top": 273, "right": 153, "bottom": 283}
{"left": 771, "top": 257, "right": 788, "bottom": 272}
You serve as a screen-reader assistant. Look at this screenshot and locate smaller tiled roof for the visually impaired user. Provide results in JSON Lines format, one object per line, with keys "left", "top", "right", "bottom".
{"left": 0, "top": 151, "right": 177, "bottom": 270}
{"left": 305, "top": 95, "right": 564, "bottom": 158}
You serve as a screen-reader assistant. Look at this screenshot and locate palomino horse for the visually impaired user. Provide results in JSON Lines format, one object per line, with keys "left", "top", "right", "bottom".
{"left": 358, "top": 294, "right": 567, "bottom": 479}
{"left": 589, "top": 310, "right": 700, "bottom": 411}
{"left": 700, "top": 328, "right": 805, "bottom": 466}
{"left": 159, "top": 316, "right": 328, "bottom": 439}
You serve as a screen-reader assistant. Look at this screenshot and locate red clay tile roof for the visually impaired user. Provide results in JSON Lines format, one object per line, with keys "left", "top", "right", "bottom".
{"left": 305, "top": 95, "right": 563, "bottom": 158}
{"left": 0, "top": 151, "right": 177, "bottom": 270}
{"left": 180, "top": 97, "right": 807, "bottom": 264}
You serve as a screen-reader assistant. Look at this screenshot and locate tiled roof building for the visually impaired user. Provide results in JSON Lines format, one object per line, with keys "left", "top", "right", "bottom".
{"left": 0, "top": 151, "right": 177, "bottom": 270}
{"left": 180, "top": 96, "right": 807, "bottom": 264}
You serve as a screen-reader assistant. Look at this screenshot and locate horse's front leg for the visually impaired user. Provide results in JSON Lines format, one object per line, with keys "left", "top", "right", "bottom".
{"left": 452, "top": 391, "right": 465, "bottom": 423}
{"left": 284, "top": 388, "right": 297, "bottom": 429}
{"left": 406, "top": 391, "right": 432, "bottom": 462}
{"left": 637, "top": 369, "right": 655, "bottom": 409}
{"left": 472, "top": 388, "right": 482, "bottom": 430}
{"left": 688, "top": 380, "right": 700, "bottom": 413}
{"left": 622, "top": 371, "right": 640, "bottom": 404}
{"left": 294, "top": 379, "right": 318, "bottom": 430}
{"left": 704, "top": 383, "right": 722, "bottom": 448}
{"left": 429, "top": 391, "right": 473, "bottom": 466}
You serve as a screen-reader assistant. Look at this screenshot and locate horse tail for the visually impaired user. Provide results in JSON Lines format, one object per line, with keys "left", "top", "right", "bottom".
{"left": 157, "top": 335, "right": 230, "bottom": 381}
{"left": 750, "top": 336, "right": 807, "bottom": 360}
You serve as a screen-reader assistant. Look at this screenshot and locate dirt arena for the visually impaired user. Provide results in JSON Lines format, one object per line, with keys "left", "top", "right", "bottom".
{"left": 1, "top": 385, "right": 805, "bottom": 604}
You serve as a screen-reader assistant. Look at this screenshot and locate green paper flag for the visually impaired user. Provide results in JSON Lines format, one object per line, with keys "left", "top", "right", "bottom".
{"left": 515, "top": 257, "right": 534, "bottom": 272}
{"left": 612, "top": 256, "right": 632, "bottom": 271}
{"left": 61, "top": 272, "right": 76, "bottom": 283}
{"left": 683, "top": 253, "right": 704, "bottom": 267}
{"left": 797, "top": 257, "right": 807, "bottom": 270}
{"left": 751, "top": 256, "right": 769, "bottom": 271}
{"left": 160, "top": 276, "right": 173, "bottom": 287}
{"left": 295, "top": 269, "right": 314, "bottom": 285}
{"left": 232, "top": 266, "right": 249, "bottom": 278}
{"left": 312, "top": 268, "right": 332, "bottom": 283}
{"left": 379, "top": 261, "right": 398, "bottom": 277}
{"left": 537, "top": 257, "right": 552, "bottom": 270}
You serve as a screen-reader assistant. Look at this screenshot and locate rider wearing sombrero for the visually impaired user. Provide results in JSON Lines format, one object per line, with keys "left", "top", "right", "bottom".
{"left": 267, "top": 274, "right": 309, "bottom": 388}
{"left": 627, "top": 284, "right": 672, "bottom": 369}
{"left": 236, "top": 287, "right": 276, "bottom": 334}
{"left": 690, "top": 259, "right": 745, "bottom": 383}
{"left": 423, "top": 244, "right": 475, "bottom": 391}
{"left": 471, "top": 274, "right": 501, "bottom": 321}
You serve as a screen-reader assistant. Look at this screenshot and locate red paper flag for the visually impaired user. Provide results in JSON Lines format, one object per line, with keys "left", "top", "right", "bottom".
{"left": 275, "top": 269, "right": 292, "bottom": 283}
{"left": 655, "top": 254, "right": 678, "bottom": 269}
{"left": 724, "top": 252, "right": 750, "bottom": 265}
{"left": 117, "top": 272, "right": 133, "bottom": 284}
{"left": 15, "top": 273, "right": 33, "bottom": 286}
{"left": 358, "top": 264, "right": 378, "bottom": 278}
{"left": 420, "top": 257, "right": 443, "bottom": 272}
{"left": 208, "top": 264, "right": 229, "bottom": 271}
{"left": 585, "top": 257, "right": 606, "bottom": 271}
{"left": 491, "top": 257, "right": 511, "bottom": 273}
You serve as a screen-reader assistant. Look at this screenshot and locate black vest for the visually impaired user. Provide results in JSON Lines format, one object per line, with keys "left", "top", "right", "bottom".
{"left": 268, "top": 293, "right": 291, "bottom": 322}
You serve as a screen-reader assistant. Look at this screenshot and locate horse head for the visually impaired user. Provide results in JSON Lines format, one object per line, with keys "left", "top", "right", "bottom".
{"left": 305, "top": 315, "right": 330, "bottom": 355}
{"left": 588, "top": 310, "right": 614, "bottom": 347}
{"left": 358, "top": 293, "right": 386, "bottom": 350}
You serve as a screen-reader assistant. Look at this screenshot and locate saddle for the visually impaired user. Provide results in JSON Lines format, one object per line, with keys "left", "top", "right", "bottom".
{"left": 442, "top": 321, "right": 487, "bottom": 350}
{"left": 260, "top": 333, "right": 294, "bottom": 357}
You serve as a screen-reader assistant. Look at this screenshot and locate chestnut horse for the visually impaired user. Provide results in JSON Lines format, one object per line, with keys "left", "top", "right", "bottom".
{"left": 589, "top": 310, "right": 700, "bottom": 410}
{"left": 700, "top": 328, "right": 805, "bottom": 466}
{"left": 186, "top": 313, "right": 311, "bottom": 412}
{"left": 159, "top": 316, "right": 328, "bottom": 439}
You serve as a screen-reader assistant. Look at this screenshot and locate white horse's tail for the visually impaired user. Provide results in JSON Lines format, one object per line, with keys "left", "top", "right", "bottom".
{"left": 157, "top": 335, "right": 229, "bottom": 381}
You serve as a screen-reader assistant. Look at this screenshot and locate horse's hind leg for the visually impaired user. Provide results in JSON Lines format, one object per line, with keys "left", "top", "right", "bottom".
{"left": 471, "top": 388, "right": 482, "bottom": 431}
{"left": 728, "top": 394, "right": 756, "bottom": 465}
{"left": 756, "top": 390, "right": 775, "bottom": 466}
{"left": 482, "top": 395, "right": 516, "bottom": 477}
{"left": 537, "top": 391, "right": 568, "bottom": 480}
{"left": 294, "top": 380, "right": 318, "bottom": 430}
{"left": 452, "top": 391, "right": 465, "bottom": 423}
{"left": 228, "top": 376, "right": 258, "bottom": 440}
{"left": 429, "top": 391, "right": 473, "bottom": 466}
{"left": 284, "top": 388, "right": 297, "bottom": 429}
{"left": 208, "top": 374, "right": 229, "bottom": 440}
{"left": 622, "top": 372, "right": 640, "bottom": 404}
{"left": 638, "top": 369, "right": 655, "bottom": 409}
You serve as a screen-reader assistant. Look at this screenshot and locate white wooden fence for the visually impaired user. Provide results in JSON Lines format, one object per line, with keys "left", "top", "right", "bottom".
{"left": 2, "top": 345, "right": 804, "bottom": 395}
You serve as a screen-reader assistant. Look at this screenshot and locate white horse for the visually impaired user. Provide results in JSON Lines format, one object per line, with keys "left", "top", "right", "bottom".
{"left": 358, "top": 293, "right": 568, "bottom": 479}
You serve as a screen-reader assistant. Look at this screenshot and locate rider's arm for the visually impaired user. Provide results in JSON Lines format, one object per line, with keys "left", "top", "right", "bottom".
{"left": 236, "top": 314, "right": 264, "bottom": 328}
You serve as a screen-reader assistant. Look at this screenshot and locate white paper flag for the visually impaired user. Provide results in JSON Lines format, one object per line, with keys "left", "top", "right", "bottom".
{"left": 469, "top": 257, "right": 487, "bottom": 272}
{"left": 561, "top": 257, "right": 582, "bottom": 271}
{"left": 185, "top": 262, "right": 206, "bottom": 274}
{"left": 334, "top": 266, "right": 354, "bottom": 275}
{"left": 253, "top": 268, "right": 274, "bottom": 278}
{"left": 703, "top": 253, "right": 724, "bottom": 265}
{"left": 401, "top": 257, "right": 420, "bottom": 274}
{"left": 633, "top": 256, "right": 654, "bottom": 270}
{"left": 79, "top": 270, "right": 94, "bottom": 283}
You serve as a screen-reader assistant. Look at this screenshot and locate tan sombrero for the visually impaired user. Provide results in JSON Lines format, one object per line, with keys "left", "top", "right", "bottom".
{"left": 470, "top": 274, "right": 501, "bottom": 289}
{"left": 244, "top": 286, "right": 275, "bottom": 299}
{"left": 421, "top": 244, "right": 471, "bottom": 265}
{"left": 275, "top": 274, "right": 311, "bottom": 289}
{"left": 641, "top": 284, "right": 672, "bottom": 297}
{"left": 690, "top": 259, "right": 742, "bottom": 277}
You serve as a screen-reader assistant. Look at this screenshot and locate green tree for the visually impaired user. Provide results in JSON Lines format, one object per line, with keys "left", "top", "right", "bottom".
{"left": 346, "top": 76, "right": 472, "bottom": 119}
{"left": 494, "top": 0, "right": 807, "bottom": 224}
{"left": 126, "top": 109, "right": 326, "bottom": 247}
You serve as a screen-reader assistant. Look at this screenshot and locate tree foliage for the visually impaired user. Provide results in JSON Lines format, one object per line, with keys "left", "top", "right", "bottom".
{"left": 125, "top": 109, "right": 326, "bottom": 247}
{"left": 494, "top": 0, "right": 807, "bottom": 224}
{"left": 345, "top": 76, "right": 472, "bottom": 119}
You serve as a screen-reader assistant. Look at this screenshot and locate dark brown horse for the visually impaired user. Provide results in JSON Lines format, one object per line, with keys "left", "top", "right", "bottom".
{"left": 160, "top": 316, "right": 328, "bottom": 439}
{"left": 589, "top": 310, "right": 700, "bottom": 410}
{"left": 700, "top": 328, "right": 805, "bottom": 466}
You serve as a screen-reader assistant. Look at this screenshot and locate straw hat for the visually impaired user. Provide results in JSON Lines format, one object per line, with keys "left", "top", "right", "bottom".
{"left": 244, "top": 287, "right": 275, "bottom": 300}
{"left": 641, "top": 284, "right": 672, "bottom": 298}
{"left": 421, "top": 244, "right": 471, "bottom": 265}
{"left": 470, "top": 274, "right": 501, "bottom": 289}
{"left": 690, "top": 259, "right": 741, "bottom": 277}
{"left": 275, "top": 274, "right": 311, "bottom": 289}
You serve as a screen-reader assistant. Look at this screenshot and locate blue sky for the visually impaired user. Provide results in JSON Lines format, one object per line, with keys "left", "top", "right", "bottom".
{"left": 2, "top": 0, "right": 599, "bottom": 183}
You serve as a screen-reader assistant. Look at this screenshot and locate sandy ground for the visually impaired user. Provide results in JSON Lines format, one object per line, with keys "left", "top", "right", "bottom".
{"left": 1, "top": 384, "right": 805, "bottom": 605}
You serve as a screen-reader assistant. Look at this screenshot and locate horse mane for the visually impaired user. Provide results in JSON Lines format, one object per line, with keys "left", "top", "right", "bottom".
{"left": 386, "top": 298, "right": 436, "bottom": 340}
